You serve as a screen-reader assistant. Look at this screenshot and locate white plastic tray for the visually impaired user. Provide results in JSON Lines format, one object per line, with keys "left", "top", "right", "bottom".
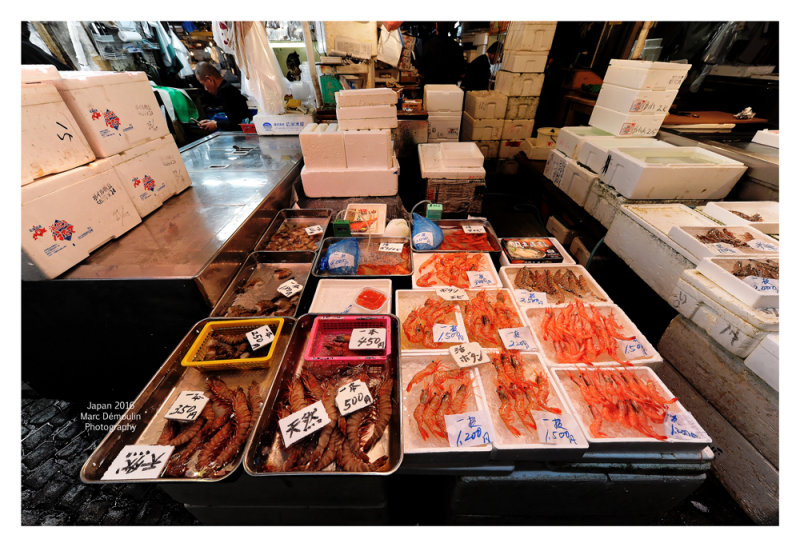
{"left": 345, "top": 203, "right": 387, "bottom": 235}
{"left": 499, "top": 264, "right": 611, "bottom": 310}
{"left": 702, "top": 201, "right": 779, "bottom": 235}
{"left": 412, "top": 252, "right": 500, "bottom": 289}
{"left": 309, "top": 279, "right": 393, "bottom": 314}
{"left": 697, "top": 257, "right": 779, "bottom": 309}
{"left": 668, "top": 225, "right": 779, "bottom": 262}
{"left": 395, "top": 290, "right": 467, "bottom": 353}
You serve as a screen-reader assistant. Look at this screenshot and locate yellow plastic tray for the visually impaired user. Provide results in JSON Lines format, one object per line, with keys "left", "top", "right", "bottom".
{"left": 181, "top": 318, "right": 285, "bottom": 371}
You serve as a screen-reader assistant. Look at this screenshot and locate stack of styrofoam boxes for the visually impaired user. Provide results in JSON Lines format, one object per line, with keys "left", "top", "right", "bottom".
{"left": 424, "top": 84, "right": 464, "bottom": 143}
{"left": 461, "top": 91, "right": 507, "bottom": 160}
{"left": 299, "top": 88, "right": 399, "bottom": 197}
{"left": 589, "top": 59, "right": 690, "bottom": 137}
{"left": 418, "top": 142, "right": 486, "bottom": 214}
{"left": 495, "top": 22, "right": 555, "bottom": 163}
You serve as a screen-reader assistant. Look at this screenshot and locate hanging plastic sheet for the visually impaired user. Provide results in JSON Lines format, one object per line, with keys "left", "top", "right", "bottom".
{"left": 150, "top": 21, "right": 175, "bottom": 66}
{"left": 169, "top": 28, "right": 195, "bottom": 78}
{"left": 377, "top": 24, "right": 404, "bottom": 67}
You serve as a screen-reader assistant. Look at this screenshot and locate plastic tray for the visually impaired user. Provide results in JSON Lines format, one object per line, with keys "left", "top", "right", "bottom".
{"left": 700, "top": 201, "right": 778, "bottom": 234}
{"left": 304, "top": 315, "right": 392, "bottom": 363}
{"left": 411, "top": 218, "right": 502, "bottom": 257}
{"left": 181, "top": 318, "right": 285, "bottom": 371}
{"left": 668, "top": 225, "right": 779, "bottom": 262}
{"left": 499, "top": 264, "right": 611, "bottom": 309}
{"left": 345, "top": 203, "right": 387, "bottom": 235}
{"left": 313, "top": 237, "right": 413, "bottom": 279}
{"left": 697, "top": 257, "right": 779, "bottom": 309}
{"left": 411, "top": 252, "right": 500, "bottom": 289}
{"left": 255, "top": 208, "right": 333, "bottom": 252}
{"left": 309, "top": 279, "right": 393, "bottom": 314}
{"left": 395, "top": 290, "right": 466, "bottom": 353}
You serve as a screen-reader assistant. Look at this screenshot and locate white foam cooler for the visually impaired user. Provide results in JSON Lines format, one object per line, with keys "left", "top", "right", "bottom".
{"left": 336, "top": 104, "right": 397, "bottom": 119}
{"left": 595, "top": 83, "right": 678, "bottom": 115}
{"left": 464, "top": 91, "right": 508, "bottom": 119}
{"left": 475, "top": 140, "right": 499, "bottom": 159}
{"left": 300, "top": 155, "right": 399, "bottom": 197}
{"left": 702, "top": 201, "right": 779, "bottom": 235}
{"left": 603, "top": 59, "right": 691, "bottom": 91}
{"left": 22, "top": 83, "right": 95, "bottom": 184}
{"left": 49, "top": 71, "right": 169, "bottom": 158}
{"left": 499, "top": 140, "right": 525, "bottom": 160}
{"left": 589, "top": 105, "right": 665, "bottom": 137}
{"left": 502, "top": 51, "right": 548, "bottom": 73}
{"left": 335, "top": 87, "right": 397, "bottom": 107}
{"left": 418, "top": 143, "right": 486, "bottom": 179}
{"left": 744, "top": 334, "right": 779, "bottom": 392}
{"left": 505, "top": 96, "right": 540, "bottom": 119}
{"left": 554, "top": 126, "right": 613, "bottom": 158}
{"left": 560, "top": 160, "right": 598, "bottom": 207}
{"left": 343, "top": 128, "right": 393, "bottom": 169}
{"left": 697, "top": 257, "right": 780, "bottom": 310}
{"left": 460, "top": 112, "right": 503, "bottom": 141}
{"left": 338, "top": 116, "right": 398, "bottom": 130}
{"left": 504, "top": 22, "right": 557, "bottom": 52}
{"left": 428, "top": 112, "right": 461, "bottom": 140}
{"left": 299, "top": 123, "right": 347, "bottom": 169}
{"left": 423, "top": 84, "right": 464, "bottom": 113}
{"left": 577, "top": 136, "right": 673, "bottom": 174}
{"left": 543, "top": 149, "right": 569, "bottom": 188}
{"left": 520, "top": 138, "right": 550, "bottom": 160}
{"left": 495, "top": 71, "right": 545, "bottom": 97}
{"left": 501, "top": 119, "right": 535, "bottom": 140}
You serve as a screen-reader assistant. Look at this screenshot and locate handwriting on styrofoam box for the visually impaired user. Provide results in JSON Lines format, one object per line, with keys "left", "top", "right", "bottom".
{"left": 279, "top": 400, "right": 331, "bottom": 447}
{"left": 165, "top": 391, "right": 209, "bottom": 422}
{"left": 445, "top": 412, "right": 492, "bottom": 447}
{"left": 349, "top": 328, "right": 386, "bottom": 350}
{"left": 665, "top": 411, "right": 705, "bottom": 441}
{"left": 515, "top": 289, "right": 548, "bottom": 306}
{"left": 531, "top": 411, "right": 580, "bottom": 445}
{"left": 379, "top": 242, "right": 404, "bottom": 253}
{"left": 747, "top": 239, "right": 778, "bottom": 253}
{"left": 433, "top": 323, "right": 468, "bottom": 344}
{"left": 449, "top": 342, "right": 489, "bottom": 367}
{"left": 101, "top": 445, "right": 175, "bottom": 480}
{"left": 467, "top": 271, "right": 494, "bottom": 288}
{"left": 246, "top": 325, "right": 275, "bottom": 351}
{"left": 743, "top": 276, "right": 779, "bottom": 293}
{"left": 462, "top": 224, "right": 486, "bottom": 234}
{"left": 305, "top": 224, "right": 323, "bottom": 236}
{"left": 618, "top": 337, "right": 648, "bottom": 359}
{"left": 436, "top": 287, "right": 469, "bottom": 301}
{"left": 499, "top": 327, "right": 536, "bottom": 351}
{"left": 335, "top": 380, "right": 374, "bottom": 416}
{"left": 277, "top": 279, "right": 303, "bottom": 298}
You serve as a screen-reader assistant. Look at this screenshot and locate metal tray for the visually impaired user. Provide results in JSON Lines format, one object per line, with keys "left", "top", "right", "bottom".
{"left": 80, "top": 317, "right": 295, "bottom": 484}
{"left": 254, "top": 208, "right": 333, "bottom": 253}
{"left": 411, "top": 219, "right": 502, "bottom": 264}
{"left": 243, "top": 314, "right": 403, "bottom": 476}
{"left": 211, "top": 251, "right": 315, "bottom": 318}
{"left": 312, "top": 237, "right": 413, "bottom": 284}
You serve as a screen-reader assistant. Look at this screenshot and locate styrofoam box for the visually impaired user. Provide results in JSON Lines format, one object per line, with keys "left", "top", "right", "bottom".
{"left": 595, "top": 84, "right": 678, "bottom": 115}
{"left": 499, "top": 264, "right": 610, "bottom": 310}
{"left": 545, "top": 216, "right": 575, "bottom": 246}
{"left": 495, "top": 70, "right": 545, "bottom": 97}
{"left": 505, "top": 96, "right": 540, "bottom": 119}
{"left": 419, "top": 143, "right": 486, "bottom": 180}
{"left": 109, "top": 136, "right": 191, "bottom": 217}
{"left": 697, "top": 257, "right": 780, "bottom": 310}
{"left": 343, "top": 128, "right": 392, "bottom": 169}
{"left": 50, "top": 71, "right": 169, "bottom": 158}
{"left": 504, "top": 22, "right": 557, "bottom": 52}
{"left": 335, "top": 87, "right": 397, "bottom": 107}
{"left": 543, "top": 149, "right": 569, "bottom": 187}
{"left": 672, "top": 269, "right": 778, "bottom": 359}
{"left": 589, "top": 105, "right": 665, "bottom": 137}
{"left": 411, "top": 252, "right": 500, "bottom": 289}
{"left": 21, "top": 159, "right": 142, "bottom": 280}
{"left": 338, "top": 116, "right": 398, "bottom": 130}
{"left": 22, "top": 83, "right": 95, "bottom": 184}
{"left": 602, "top": 146, "right": 748, "bottom": 200}
{"left": 428, "top": 112, "right": 461, "bottom": 140}
{"left": 603, "top": 59, "right": 691, "bottom": 91}
{"left": 536, "top": 127, "right": 560, "bottom": 148}
{"left": 427, "top": 137, "right": 459, "bottom": 143}
{"left": 300, "top": 123, "right": 347, "bottom": 170}
{"left": 21, "top": 64, "right": 61, "bottom": 83}
{"left": 499, "top": 237, "right": 575, "bottom": 267}
{"left": 464, "top": 91, "right": 508, "bottom": 119}
{"left": 554, "top": 126, "right": 613, "bottom": 159}
{"left": 475, "top": 140, "right": 499, "bottom": 159}
{"left": 560, "top": 159, "right": 598, "bottom": 207}
{"left": 324, "top": 21, "right": 378, "bottom": 60}
{"left": 520, "top": 138, "right": 550, "bottom": 161}
{"left": 254, "top": 111, "right": 315, "bottom": 135}
{"left": 336, "top": 104, "right": 397, "bottom": 120}
{"left": 499, "top": 140, "right": 524, "bottom": 160}
{"left": 570, "top": 237, "right": 591, "bottom": 267}
{"left": 744, "top": 334, "right": 778, "bottom": 392}
{"left": 502, "top": 50, "right": 548, "bottom": 73}
{"left": 423, "top": 84, "right": 464, "bottom": 113}
{"left": 703, "top": 201, "right": 779, "bottom": 235}
{"left": 583, "top": 180, "right": 620, "bottom": 229}
{"left": 300, "top": 155, "right": 399, "bottom": 197}
{"left": 460, "top": 112, "right": 503, "bottom": 141}
{"left": 501, "top": 118, "right": 535, "bottom": 141}
{"left": 668, "top": 225, "right": 778, "bottom": 263}
{"left": 576, "top": 136, "right": 673, "bottom": 174}
{"left": 440, "top": 142, "right": 485, "bottom": 168}
{"left": 751, "top": 129, "right": 778, "bottom": 148}
{"left": 309, "top": 279, "right": 393, "bottom": 314}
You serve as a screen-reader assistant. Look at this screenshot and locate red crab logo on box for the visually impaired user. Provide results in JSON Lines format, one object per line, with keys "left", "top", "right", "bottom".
{"left": 49, "top": 219, "right": 75, "bottom": 242}
{"left": 620, "top": 123, "right": 635, "bottom": 135}
{"left": 30, "top": 225, "right": 47, "bottom": 240}
{"left": 89, "top": 108, "right": 121, "bottom": 130}
{"left": 133, "top": 175, "right": 157, "bottom": 192}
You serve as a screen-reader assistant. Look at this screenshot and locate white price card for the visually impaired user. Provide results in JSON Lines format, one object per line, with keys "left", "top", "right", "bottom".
{"left": 335, "top": 380, "right": 374, "bottom": 416}
{"left": 618, "top": 337, "right": 649, "bottom": 359}
{"left": 279, "top": 400, "right": 331, "bottom": 448}
{"left": 246, "top": 325, "right": 275, "bottom": 351}
{"left": 413, "top": 232, "right": 434, "bottom": 247}
{"left": 433, "top": 323, "right": 468, "bottom": 344}
{"left": 445, "top": 412, "right": 492, "bottom": 447}
{"left": 328, "top": 251, "right": 355, "bottom": 270}
{"left": 449, "top": 342, "right": 489, "bottom": 367}
{"left": 499, "top": 327, "right": 536, "bottom": 352}
{"left": 515, "top": 289, "right": 548, "bottom": 306}
{"left": 467, "top": 271, "right": 494, "bottom": 288}
{"left": 708, "top": 242, "right": 741, "bottom": 256}
{"left": 378, "top": 242, "right": 404, "bottom": 253}
{"left": 462, "top": 224, "right": 486, "bottom": 234}
{"left": 277, "top": 279, "right": 303, "bottom": 298}
{"left": 349, "top": 328, "right": 387, "bottom": 350}
{"left": 665, "top": 411, "right": 707, "bottom": 441}
{"left": 436, "top": 287, "right": 469, "bottom": 301}
{"left": 101, "top": 445, "right": 175, "bottom": 481}
{"left": 744, "top": 276, "right": 779, "bottom": 293}
{"left": 531, "top": 411, "right": 580, "bottom": 445}
{"left": 746, "top": 239, "right": 779, "bottom": 253}
{"left": 164, "top": 391, "right": 209, "bottom": 422}
{"left": 305, "top": 224, "right": 323, "bottom": 236}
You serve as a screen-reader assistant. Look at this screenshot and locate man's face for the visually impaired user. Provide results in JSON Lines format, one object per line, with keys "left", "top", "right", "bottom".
{"left": 200, "top": 75, "right": 221, "bottom": 95}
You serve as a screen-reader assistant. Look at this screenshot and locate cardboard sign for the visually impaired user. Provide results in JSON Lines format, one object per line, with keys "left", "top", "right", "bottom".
{"left": 277, "top": 279, "right": 303, "bottom": 298}
{"left": 436, "top": 287, "right": 469, "bottom": 301}
{"left": 335, "top": 380, "right": 374, "bottom": 416}
{"left": 101, "top": 445, "right": 175, "bottom": 480}
{"left": 445, "top": 412, "right": 492, "bottom": 447}
{"left": 499, "top": 327, "right": 536, "bottom": 351}
{"left": 279, "top": 400, "right": 331, "bottom": 448}
{"left": 433, "top": 323, "right": 468, "bottom": 344}
{"left": 349, "top": 328, "right": 387, "bottom": 350}
{"left": 449, "top": 342, "right": 489, "bottom": 367}
{"left": 531, "top": 411, "right": 580, "bottom": 445}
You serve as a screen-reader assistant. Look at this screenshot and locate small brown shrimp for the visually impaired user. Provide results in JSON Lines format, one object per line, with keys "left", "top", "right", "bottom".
{"left": 216, "top": 332, "right": 247, "bottom": 345}
{"left": 207, "top": 378, "right": 236, "bottom": 405}
{"left": 196, "top": 422, "right": 234, "bottom": 470}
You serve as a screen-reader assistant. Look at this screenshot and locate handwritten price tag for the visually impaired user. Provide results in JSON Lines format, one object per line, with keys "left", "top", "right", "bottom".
{"left": 335, "top": 380, "right": 374, "bottom": 416}
{"left": 747, "top": 239, "right": 778, "bottom": 253}
{"left": 413, "top": 232, "right": 434, "bottom": 247}
{"left": 618, "top": 337, "right": 648, "bottom": 359}
{"left": 445, "top": 412, "right": 492, "bottom": 447}
{"left": 433, "top": 323, "right": 468, "bottom": 344}
{"left": 436, "top": 287, "right": 469, "bottom": 301}
{"left": 665, "top": 411, "right": 706, "bottom": 441}
{"left": 531, "top": 411, "right": 580, "bottom": 445}
{"left": 101, "top": 445, "right": 175, "bottom": 480}
{"left": 277, "top": 279, "right": 303, "bottom": 298}
{"left": 462, "top": 224, "right": 486, "bottom": 234}
{"left": 279, "top": 400, "right": 331, "bottom": 448}
{"left": 305, "top": 225, "right": 323, "bottom": 236}
{"left": 349, "top": 328, "right": 386, "bottom": 350}
{"left": 514, "top": 289, "right": 548, "bottom": 306}
{"left": 449, "top": 342, "right": 489, "bottom": 367}
{"left": 499, "top": 327, "right": 536, "bottom": 351}
{"left": 328, "top": 251, "right": 355, "bottom": 270}
{"left": 164, "top": 391, "right": 209, "bottom": 422}
{"left": 709, "top": 242, "right": 741, "bottom": 256}
{"left": 246, "top": 325, "right": 275, "bottom": 351}
{"left": 379, "top": 242, "right": 404, "bottom": 253}
{"left": 467, "top": 271, "right": 494, "bottom": 288}
{"left": 743, "top": 276, "right": 779, "bottom": 293}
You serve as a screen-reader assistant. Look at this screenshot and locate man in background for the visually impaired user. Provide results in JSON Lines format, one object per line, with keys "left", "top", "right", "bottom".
{"left": 194, "top": 61, "right": 250, "bottom": 132}
{"left": 462, "top": 41, "right": 499, "bottom": 91}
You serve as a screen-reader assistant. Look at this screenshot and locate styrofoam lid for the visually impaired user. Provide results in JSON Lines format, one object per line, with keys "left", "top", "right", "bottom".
{"left": 440, "top": 142, "right": 484, "bottom": 168}
{"left": 109, "top": 135, "right": 175, "bottom": 166}
{"left": 52, "top": 70, "right": 149, "bottom": 89}
{"left": 424, "top": 84, "right": 463, "bottom": 93}
{"left": 22, "top": 158, "right": 115, "bottom": 204}
{"left": 21, "top": 65, "right": 61, "bottom": 83}
{"left": 609, "top": 59, "right": 691, "bottom": 72}
{"left": 21, "top": 82, "right": 64, "bottom": 106}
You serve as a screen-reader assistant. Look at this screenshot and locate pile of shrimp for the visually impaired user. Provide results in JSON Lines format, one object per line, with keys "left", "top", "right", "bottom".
{"left": 489, "top": 350, "right": 560, "bottom": 437}
{"left": 262, "top": 363, "right": 393, "bottom": 472}
{"left": 566, "top": 367, "right": 677, "bottom": 440}
{"left": 440, "top": 231, "right": 495, "bottom": 251}
{"left": 406, "top": 360, "right": 474, "bottom": 442}
{"left": 540, "top": 301, "right": 636, "bottom": 365}
{"left": 157, "top": 377, "right": 263, "bottom": 478}
{"left": 460, "top": 291, "right": 523, "bottom": 347}
{"left": 356, "top": 244, "right": 411, "bottom": 275}
{"left": 402, "top": 297, "right": 459, "bottom": 348}
{"left": 416, "top": 252, "right": 487, "bottom": 288}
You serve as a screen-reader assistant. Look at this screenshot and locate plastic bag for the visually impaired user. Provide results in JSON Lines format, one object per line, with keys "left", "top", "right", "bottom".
{"left": 321, "top": 238, "right": 360, "bottom": 275}
{"left": 411, "top": 212, "right": 443, "bottom": 250}
{"left": 377, "top": 25, "right": 404, "bottom": 68}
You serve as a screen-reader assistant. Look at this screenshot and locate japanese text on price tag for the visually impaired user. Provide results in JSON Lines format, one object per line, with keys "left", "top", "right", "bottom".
{"left": 445, "top": 412, "right": 492, "bottom": 447}
{"left": 246, "top": 325, "right": 275, "bottom": 351}
{"left": 744, "top": 276, "right": 779, "bottom": 293}
{"left": 305, "top": 225, "right": 323, "bottom": 236}
{"left": 619, "top": 337, "right": 648, "bottom": 359}
{"left": 335, "top": 380, "right": 374, "bottom": 416}
{"left": 747, "top": 239, "right": 778, "bottom": 253}
{"left": 436, "top": 287, "right": 469, "bottom": 301}
{"left": 514, "top": 289, "right": 548, "bottom": 306}
{"left": 277, "top": 279, "right": 303, "bottom": 298}
{"left": 433, "top": 323, "right": 468, "bottom": 344}
{"left": 413, "top": 232, "right": 434, "bottom": 247}
{"left": 378, "top": 242, "right": 404, "bottom": 253}
{"left": 165, "top": 391, "right": 209, "bottom": 422}
{"left": 279, "top": 400, "right": 331, "bottom": 448}
{"left": 665, "top": 411, "right": 706, "bottom": 441}
{"left": 462, "top": 224, "right": 486, "bottom": 234}
{"left": 532, "top": 411, "right": 579, "bottom": 445}
{"left": 449, "top": 342, "right": 489, "bottom": 367}
{"left": 499, "top": 327, "right": 536, "bottom": 351}
{"left": 349, "top": 328, "right": 386, "bottom": 350}
{"left": 709, "top": 242, "right": 740, "bottom": 255}
{"left": 101, "top": 445, "right": 175, "bottom": 480}
{"left": 467, "top": 271, "right": 494, "bottom": 288}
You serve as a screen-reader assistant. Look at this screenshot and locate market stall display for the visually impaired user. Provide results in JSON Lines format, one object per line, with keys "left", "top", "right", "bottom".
{"left": 255, "top": 208, "right": 333, "bottom": 252}
{"left": 500, "top": 264, "right": 610, "bottom": 308}
{"left": 412, "top": 252, "right": 501, "bottom": 289}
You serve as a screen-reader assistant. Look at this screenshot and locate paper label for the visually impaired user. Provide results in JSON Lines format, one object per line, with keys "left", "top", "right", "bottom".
{"left": 467, "top": 271, "right": 495, "bottom": 288}
{"left": 515, "top": 289, "right": 548, "bottom": 306}
{"left": 279, "top": 400, "right": 331, "bottom": 448}
{"left": 531, "top": 411, "right": 580, "bottom": 445}
{"left": 618, "top": 337, "right": 648, "bottom": 359}
{"left": 335, "top": 380, "right": 374, "bottom": 416}
{"left": 164, "top": 391, "right": 209, "bottom": 422}
{"left": 305, "top": 224, "right": 323, "bottom": 236}
{"left": 328, "top": 251, "right": 355, "bottom": 269}
{"left": 743, "top": 276, "right": 779, "bottom": 294}
{"left": 101, "top": 445, "right": 175, "bottom": 480}
{"left": 499, "top": 327, "right": 536, "bottom": 351}
{"left": 462, "top": 224, "right": 486, "bottom": 234}
{"left": 276, "top": 279, "right": 303, "bottom": 298}
{"left": 413, "top": 232, "right": 434, "bottom": 247}
{"left": 436, "top": 287, "right": 469, "bottom": 301}
{"left": 708, "top": 242, "right": 741, "bottom": 256}
{"left": 665, "top": 411, "right": 705, "bottom": 441}
{"left": 449, "top": 342, "right": 490, "bottom": 367}
{"left": 433, "top": 323, "right": 468, "bottom": 344}
{"left": 246, "top": 325, "right": 275, "bottom": 351}
{"left": 445, "top": 412, "right": 492, "bottom": 447}
{"left": 349, "top": 328, "right": 387, "bottom": 350}
{"left": 379, "top": 242, "right": 404, "bottom": 253}
{"left": 747, "top": 239, "right": 779, "bottom": 253}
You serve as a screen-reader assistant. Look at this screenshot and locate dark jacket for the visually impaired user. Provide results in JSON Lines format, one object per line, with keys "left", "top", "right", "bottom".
{"left": 462, "top": 54, "right": 491, "bottom": 91}
{"left": 420, "top": 34, "right": 466, "bottom": 86}
{"left": 210, "top": 80, "right": 251, "bottom": 131}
